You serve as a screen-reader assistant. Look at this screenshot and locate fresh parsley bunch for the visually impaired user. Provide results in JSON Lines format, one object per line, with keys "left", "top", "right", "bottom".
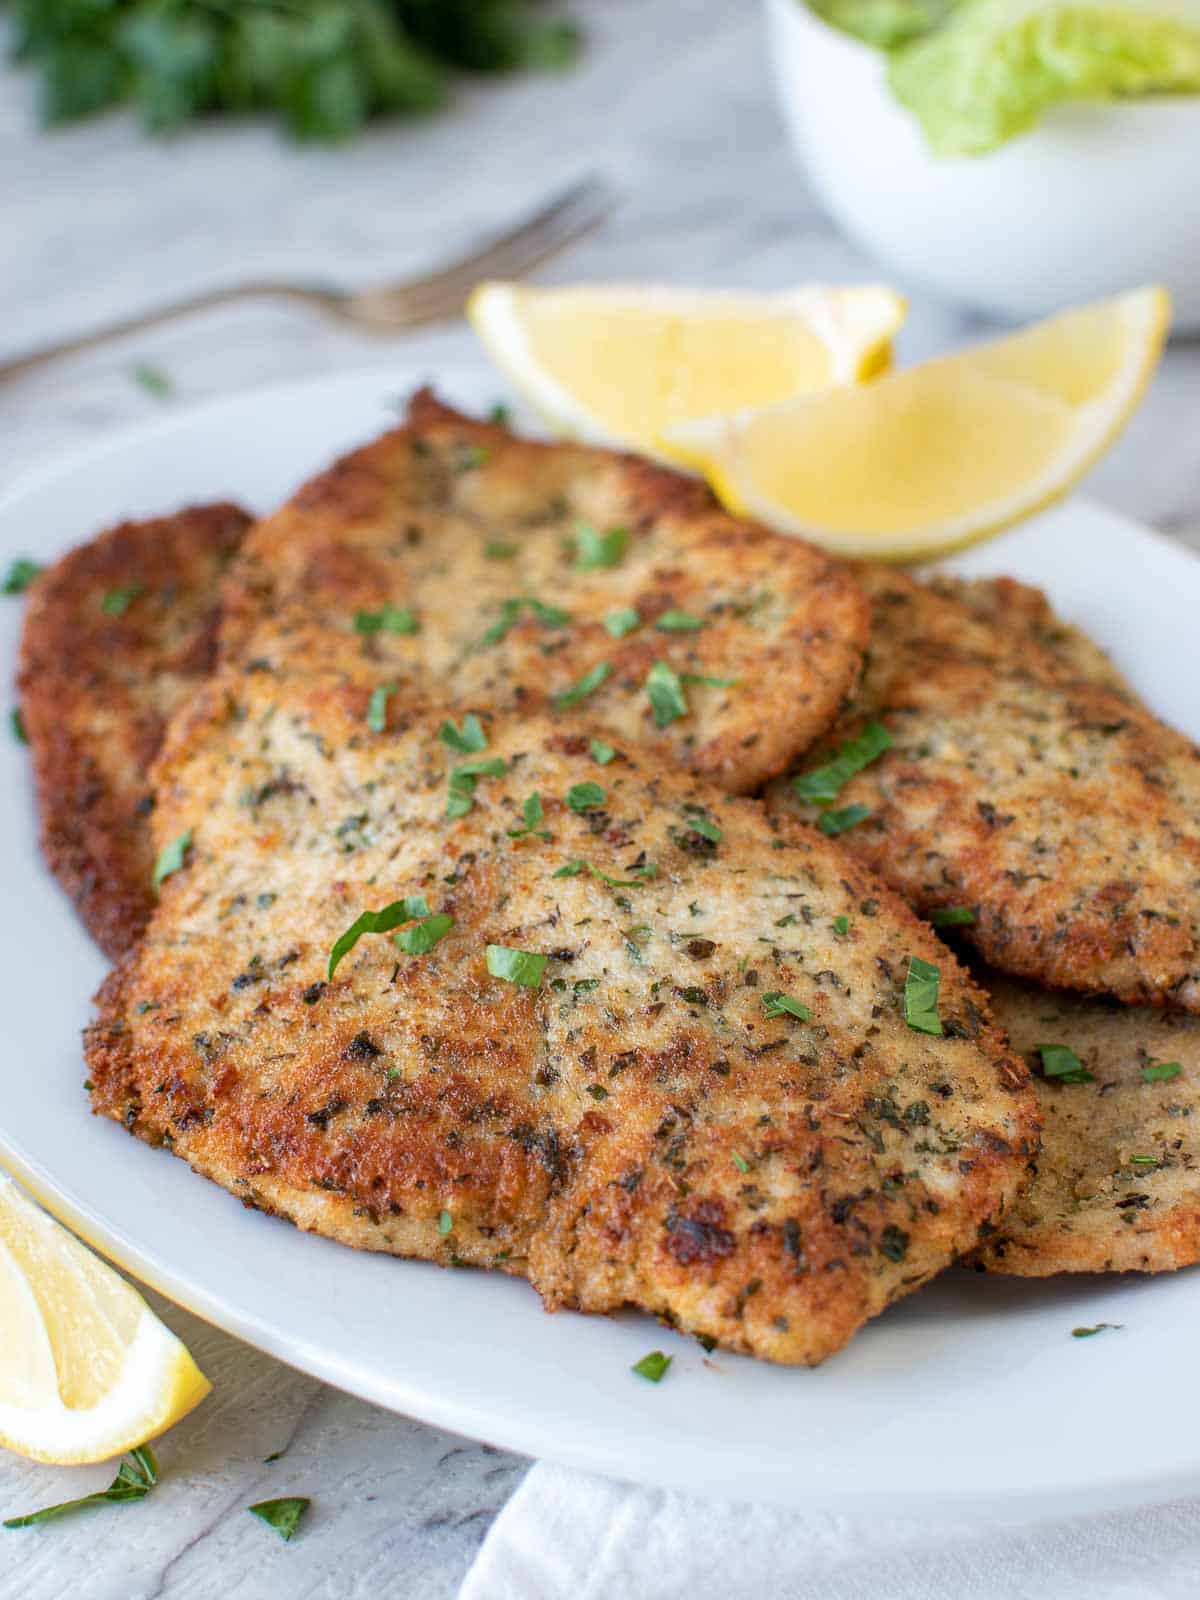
{"left": 4, "top": 0, "right": 579, "bottom": 140}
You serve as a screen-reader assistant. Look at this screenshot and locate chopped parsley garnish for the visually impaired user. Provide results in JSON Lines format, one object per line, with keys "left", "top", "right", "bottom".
{"left": 603, "top": 607, "right": 640, "bottom": 638}
{"left": 394, "top": 911, "right": 454, "bottom": 955}
{"left": 132, "top": 362, "right": 171, "bottom": 398}
{"left": 552, "top": 859, "right": 585, "bottom": 878}
{"left": 1128, "top": 1154, "right": 1159, "bottom": 1167}
{"left": 440, "top": 714, "right": 488, "bottom": 754}
{"left": 818, "top": 804, "right": 871, "bottom": 836}
{"left": 101, "top": 581, "right": 145, "bottom": 617}
{"left": 762, "top": 991, "right": 811, "bottom": 1022}
{"left": 1142, "top": 1061, "right": 1182, "bottom": 1084}
{"left": 438, "top": 1209, "right": 453, "bottom": 1234}
{"left": 655, "top": 609, "right": 703, "bottom": 632}
{"left": 486, "top": 944, "right": 548, "bottom": 988}
{"left": 354, "top": 605, "right": 418, "bottom": 635}
{"left": 631, "top": 1350, "right": 672, "bottom": 1383}
{"left": 573, "top": 520, "right": 629, "bottom": 570}
{"left": 1037, "top": 1044, "right": 1094, "bottom": 1084}
{"left": 878, "top": 1224, "right": 910, "bottom": 1263}
{"left": 328, "top": 896, "right": 430, "bottom": 978}
{"left": 552, "top": 857, "right": 653, "bottom": 888}
{"left": 680, "top": 672, "right": 737, "bottom": 688}
{"left": 484, "top": 540, "right": 517, "bottom": 560}
{"left": 152, "top": 828, "right": 192, "bottom": 888}
{"left": 447, "top": 756, "right": 507, "bottom": 818}
{"left": 247, "top": 1497, "right": 309, "bottom": 1543}
{"left": 553, "top": 661, "right": 612, "bottom": 709}
{"left": 1072, "top": 1324, "right": 1122, "bottom": 1339}
{"left": 832, "top": 915, "right": 850, "bottom": 935}
{"left": 931, "top": 906, "right": 976, "bottom": 927}
{"left": 367, "top": 681, "right": 398, "bottom": 733}
{"left": 589, "top": 738, "right": 616, "bottom": 765}
{"left": 646, "top": 660, "right": 687, "bottom": 727}
{"left": 682, "top": 807, "right": 721, "bottom": 845}
{"left": 904, "top": 956, "right": 943, "bottom": 1036}
{"left": 731, "top": 1152, "right": 750, "bottom": 1173}
{"left": 4, "top": 1446, "right": 158, "bottom": 1529}
{"left": 508, "top": 792, "right": 550, "bottom": 840}
{"left": 3, "top": 557, "right": 41, "bottom": 595}
{"left": 10, "top": 708, "right": 26, "bottom": 745}
{"left": 482, "top": 595, "right": 570, "bottom": 646}
{"left": 791, "top": 721, "right": 893, "bottom": 805}
{"left": 489, "top": 402, "right": 511, "bottom": 426}
{"left": 567, "top": 781, "right": 606, "bottom": 812}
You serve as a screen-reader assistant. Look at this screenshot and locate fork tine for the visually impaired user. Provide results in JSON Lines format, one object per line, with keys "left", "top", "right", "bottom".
{"left": 346, "top": 175, "right": 616, "bottom": 330}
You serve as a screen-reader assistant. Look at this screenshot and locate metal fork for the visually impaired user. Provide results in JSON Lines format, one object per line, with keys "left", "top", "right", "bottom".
{"left": 0, "top": 175, "right": 615, "bottom": 384}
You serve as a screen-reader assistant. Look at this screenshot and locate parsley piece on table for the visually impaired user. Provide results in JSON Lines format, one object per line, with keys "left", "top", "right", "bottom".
{"left": 904, "top": 956, "right": 943, "bottom": 1036}
{"left": 10, "top": 708, "right": 27, "bottom": 745}
{"left": 4, "top": 1446, "right": 158, "bottom": 1529}
{"left": 1072, "top": 1324, "right": 1122, "bottom": 1339}
{"left": 247, "top": 1496, "right": 309, "bottom": 1543}
{"left": 132, "top": 362, "right": 171, "bottom": 399}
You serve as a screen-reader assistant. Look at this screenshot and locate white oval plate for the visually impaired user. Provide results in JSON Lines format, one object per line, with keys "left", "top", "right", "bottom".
{"left": 2, "top": 365, "right": 1199, "bottom": 1520}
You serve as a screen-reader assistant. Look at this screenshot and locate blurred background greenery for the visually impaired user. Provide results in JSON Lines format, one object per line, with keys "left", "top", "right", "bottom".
{"left": 2, "top": 0, "right": 579, "bottom": 140}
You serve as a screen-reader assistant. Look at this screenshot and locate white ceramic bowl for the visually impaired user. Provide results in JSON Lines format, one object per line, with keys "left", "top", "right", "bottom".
{"left": 765, "top": 0, "right": 1200, "bottom": 330}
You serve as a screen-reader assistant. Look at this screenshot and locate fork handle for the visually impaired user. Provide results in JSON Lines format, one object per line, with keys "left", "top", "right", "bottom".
{"left": 0, "top": 281, "right": 343, "bottom": 383}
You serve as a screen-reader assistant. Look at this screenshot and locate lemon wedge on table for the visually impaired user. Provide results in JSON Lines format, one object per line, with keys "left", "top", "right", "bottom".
{"left": 666, "top": 287, "right": 1170, "bottom": 563}
{"left": 0, "top": 1172, "right": 210, "bottom": 1464}
{"left": 467, "top": 281, "right": 906, "bottom": 458}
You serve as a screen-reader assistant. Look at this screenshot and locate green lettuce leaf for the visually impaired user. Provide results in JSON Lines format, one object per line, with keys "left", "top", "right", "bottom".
{"left": 889, "top": 2, "right": 1200, "bottom": 156}
{"left": 805, "top": 0, "right": 962, "bottom": 49}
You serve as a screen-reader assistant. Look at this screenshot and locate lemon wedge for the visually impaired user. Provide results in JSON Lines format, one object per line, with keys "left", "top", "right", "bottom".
{"left": 0, "top": 1173, "right": 210, "bottom": 1464}
{"left": 468, "top": 281, "right": 906, "bottom": 458}
{"left": 666, "top": 288, "right": 1170, "bottom": 562}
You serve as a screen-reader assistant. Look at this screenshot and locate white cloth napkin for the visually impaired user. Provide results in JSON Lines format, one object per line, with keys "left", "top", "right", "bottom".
{"left": 460, "top": 1464, "right": 1200, "bottom": 1600}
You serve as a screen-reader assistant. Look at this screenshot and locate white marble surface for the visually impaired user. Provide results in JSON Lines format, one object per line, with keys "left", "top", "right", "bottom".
{"left": 2, "top": 0, "right": 1199, "bottom": 1593}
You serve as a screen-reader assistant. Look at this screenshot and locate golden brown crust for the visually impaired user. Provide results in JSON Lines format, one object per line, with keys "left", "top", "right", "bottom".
{"left": 18, "top": 503, "right": 250, "bottom": 958}
{"left": 765, "top": 565, "right": 1200, "bottom": 1010}
{"left": 217, "top": 390, "right": 868, "bottom": 796}
{"left": 86, "top": 682, "right": 1037, "bottom": 1366}
{"left": 973, "top": 973, "right": 1200, "bottom": 1275}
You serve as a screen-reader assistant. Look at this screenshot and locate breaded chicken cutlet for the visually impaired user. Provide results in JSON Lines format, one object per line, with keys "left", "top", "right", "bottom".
{"left": 85, "top": 683, "right": 1037, "bottom": 1365}
{"left": 766, "top": 565, "right": 1200, "bottom": 1011}
{"left": 18, "top": 502, "right": 250, "bottom": 958}
{"left": 975, "top": 974, "right": 1200, "bottom": 1276}
{"left": 217, "top": 390, "right": 868, "bottom": 796}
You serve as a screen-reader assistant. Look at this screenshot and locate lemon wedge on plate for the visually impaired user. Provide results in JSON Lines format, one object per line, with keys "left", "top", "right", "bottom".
{"left": 467, "top": 281, "right": 906, "bottom": 458}
{"left": 666, "top": 288, "right": 1170, "bottom": 562}
{"left": 0, "top": 1172, "right": 210, "bottom": 1464}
